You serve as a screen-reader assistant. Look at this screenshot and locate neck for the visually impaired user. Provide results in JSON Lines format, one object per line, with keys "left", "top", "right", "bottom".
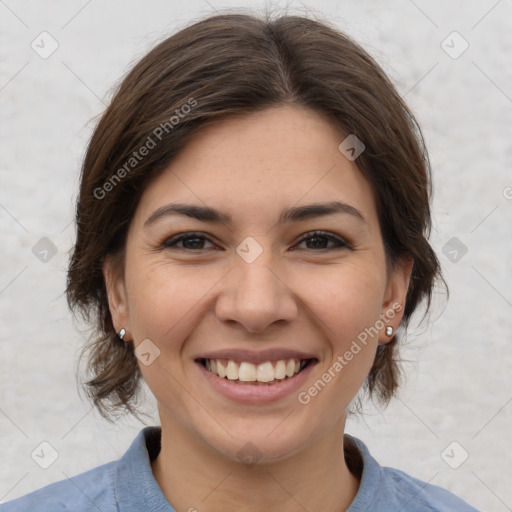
{"left": 150, "top": 415, "right": 361, "bottom": 512}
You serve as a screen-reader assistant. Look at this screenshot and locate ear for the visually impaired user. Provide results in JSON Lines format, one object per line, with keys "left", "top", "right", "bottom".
{"left": 378, "top": 256, "right": 413, "bottom": 344}
{"left": 103, "top": 253, "right": 131, "bottom": 341}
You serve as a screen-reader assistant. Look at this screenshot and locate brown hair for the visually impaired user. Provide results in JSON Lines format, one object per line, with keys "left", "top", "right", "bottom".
{"left": 66, "top": 12, "right": 445, "bottom": 422}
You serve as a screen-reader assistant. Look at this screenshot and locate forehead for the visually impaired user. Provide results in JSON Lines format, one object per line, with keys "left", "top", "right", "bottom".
{"left": 134, "top": 105, "right": 379, "bottom": 230}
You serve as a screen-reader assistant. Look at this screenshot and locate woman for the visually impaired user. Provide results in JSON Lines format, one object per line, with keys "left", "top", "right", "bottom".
{"left": 3, "top": 12, "right": 480, "bottom": 511}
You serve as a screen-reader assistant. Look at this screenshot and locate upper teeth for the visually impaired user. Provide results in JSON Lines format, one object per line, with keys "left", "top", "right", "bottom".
{"left": 205, "top": 359, "right": 306, "bottom": 382}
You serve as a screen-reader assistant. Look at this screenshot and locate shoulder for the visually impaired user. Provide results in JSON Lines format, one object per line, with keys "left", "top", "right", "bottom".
{"left": 345, "top": 435, "right": 480, "bottom": 512}
{"left": 1, "top": 460, "right": 118, "bottom": 512}
{"left": 1, "top": 426, "right": 160, "bottom": 512}
{"left": 379, "top": 466, "right": 480, "bottom": 511}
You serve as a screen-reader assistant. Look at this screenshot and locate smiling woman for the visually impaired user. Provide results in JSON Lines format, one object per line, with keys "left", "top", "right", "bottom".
{"left": 3, "top": 10, "right": 480, "bottom": 512}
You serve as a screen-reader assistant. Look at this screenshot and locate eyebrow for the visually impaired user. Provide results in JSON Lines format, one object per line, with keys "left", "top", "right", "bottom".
{"left": 144, "top": 200, "right": 366, "bottom": 228}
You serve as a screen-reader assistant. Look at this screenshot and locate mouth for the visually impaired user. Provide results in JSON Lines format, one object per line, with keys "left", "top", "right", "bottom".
{"left": 196, "top": 357, "right": 316, "bottom": 386}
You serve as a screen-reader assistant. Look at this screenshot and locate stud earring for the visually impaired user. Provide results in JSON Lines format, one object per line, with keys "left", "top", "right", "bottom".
{"left": 385, "top": 326, "right": 393, "bottom": 336}
{"left": 118, "top": 328, "right": 126, "bottom": 340}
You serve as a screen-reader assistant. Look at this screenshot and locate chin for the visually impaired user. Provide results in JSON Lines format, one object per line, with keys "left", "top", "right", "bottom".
{"left": 194, "top": 414, "right": 323, "bottom": 467}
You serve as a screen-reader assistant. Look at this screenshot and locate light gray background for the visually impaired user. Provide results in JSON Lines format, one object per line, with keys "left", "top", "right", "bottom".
{"left": 1, "top": 0, "right": 511, "bottom": 510}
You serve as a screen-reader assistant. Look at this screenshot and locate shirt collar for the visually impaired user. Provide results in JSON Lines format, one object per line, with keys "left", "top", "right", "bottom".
{"left": 345, "top": 434, "right": 382, "bottom": 511}
{"left": 114, "top": 426, "right": 380, "bottom": 511}
{"left": 115, "top": 426, "right": 175, "bottom": 512}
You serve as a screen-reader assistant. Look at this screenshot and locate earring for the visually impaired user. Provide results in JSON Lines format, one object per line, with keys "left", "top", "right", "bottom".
{"left": 118, "top": 328, "right": 126, "bottom": 340}
{"left": 385, "top": 326, "right": 393, "bottom": 336}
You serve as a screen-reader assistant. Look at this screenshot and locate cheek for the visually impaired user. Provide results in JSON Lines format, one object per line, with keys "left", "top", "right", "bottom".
{"left": 124, "top": 259, "right": 218, "bottom": 409}
{"left": 295, "top": 263, "right": 385, "bottom": 403}
{"left": 299, "top": 260, "right": 386, "bottom": 340}
{"left": 125, "top": 255, "right": 223, "bottom": 349}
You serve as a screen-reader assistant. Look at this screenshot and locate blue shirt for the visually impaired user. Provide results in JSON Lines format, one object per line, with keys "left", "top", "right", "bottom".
{"left": 1, "top": 426, "right": 480, "bottom": 511}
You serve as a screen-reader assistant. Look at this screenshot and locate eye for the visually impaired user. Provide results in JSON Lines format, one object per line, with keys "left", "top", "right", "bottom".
{"left": 162, "top": 232, "right": 217, "bottom": 251}
{"left": 293, "top": 231, "right": 351, "bottom": 251}
{"left": 161, "top": 230, "right": 352, "bottom": 252}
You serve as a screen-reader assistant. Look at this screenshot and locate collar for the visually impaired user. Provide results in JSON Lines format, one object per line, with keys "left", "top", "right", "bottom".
{"left": 115, "top": 426, "right": 175, "bottom": 512}
{"left": 344, "top": 434, "right": 382, "bottom": 511}
{"left": 114, "top": 426, "right": 381, "bottom": 511}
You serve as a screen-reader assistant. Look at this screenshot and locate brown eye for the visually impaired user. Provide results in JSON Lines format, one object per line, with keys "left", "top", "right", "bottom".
{"left": 163, "top": 232, "right": 216, "bottom": 250}
{"left": 294, "top": 231, "right": 352, "bottom": 251}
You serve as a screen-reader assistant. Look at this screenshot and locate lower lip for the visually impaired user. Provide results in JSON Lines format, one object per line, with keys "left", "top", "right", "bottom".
{"left": 196, "top": 361, "right": 317, "bottom": 404}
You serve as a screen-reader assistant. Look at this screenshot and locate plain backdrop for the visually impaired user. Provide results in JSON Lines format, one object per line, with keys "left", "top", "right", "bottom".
{"left": 1, "top": 0, "right": 511, "bottom": 510}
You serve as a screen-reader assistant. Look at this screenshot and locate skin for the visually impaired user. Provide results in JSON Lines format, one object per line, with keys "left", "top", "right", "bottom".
{"left": 104, "top": 105, "right": 412, "bottom": 512}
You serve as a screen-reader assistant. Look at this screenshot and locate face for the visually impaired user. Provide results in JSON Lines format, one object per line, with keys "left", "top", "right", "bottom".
{"left": 105, "top": 105, "right": 411, "bottom": 464}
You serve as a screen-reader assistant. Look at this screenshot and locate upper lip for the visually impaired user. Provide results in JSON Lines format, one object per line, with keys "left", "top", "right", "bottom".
{"left": 195, "top": 348, "right": 318, "bottom": 365}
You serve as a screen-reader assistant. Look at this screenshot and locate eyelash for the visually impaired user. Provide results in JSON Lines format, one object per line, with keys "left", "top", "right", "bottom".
{"left": 161, "top": 231, "right": 352, "bottom": 252}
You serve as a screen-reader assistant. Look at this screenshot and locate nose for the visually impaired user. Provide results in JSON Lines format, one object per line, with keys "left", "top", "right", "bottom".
{"left": 215, "top": 256, "right": 298, "bottom": 334}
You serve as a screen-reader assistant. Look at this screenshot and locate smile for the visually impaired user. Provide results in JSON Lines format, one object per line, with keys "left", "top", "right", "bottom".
{"left": 198, "top": 358, "right": 313, "bottom": 385}
{"left": 194, "top": 348, "right": 318, "bottom": 403}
